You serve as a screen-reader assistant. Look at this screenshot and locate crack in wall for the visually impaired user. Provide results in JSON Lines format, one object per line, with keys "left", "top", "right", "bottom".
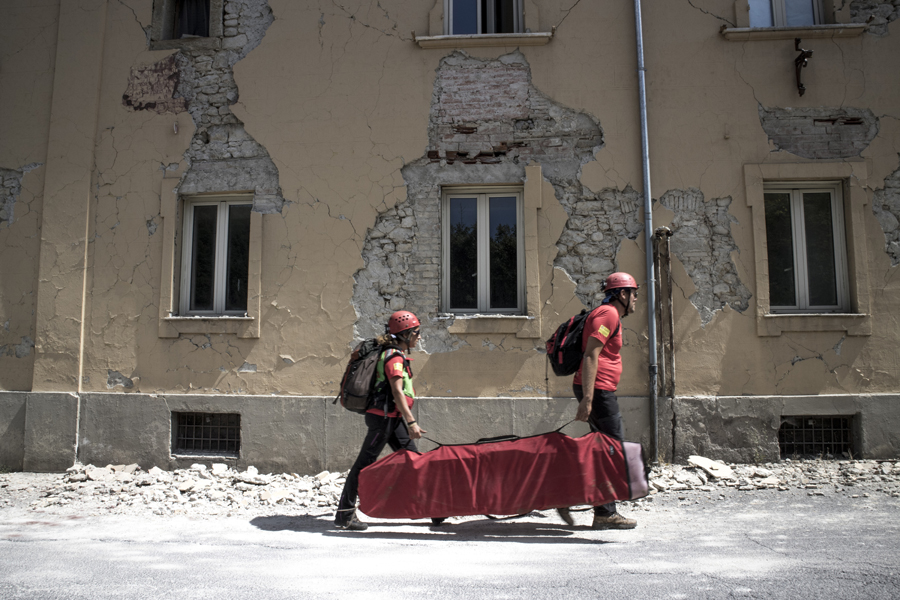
{"left": 659, "top": 188, "right": 752, "bottom": 326}
{"left": 871, "top": 155, "right": 900, "bottom": 266}
{"left": 350, "top": 51, "right": 610, "bottom": 352}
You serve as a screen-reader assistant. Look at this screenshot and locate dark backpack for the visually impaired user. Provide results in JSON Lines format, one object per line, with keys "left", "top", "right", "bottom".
{"left": 334, "top": 340, "right": 402, "bottom": 414}
{"left": 545, "top": 307, "right": 619, "bottom": 377}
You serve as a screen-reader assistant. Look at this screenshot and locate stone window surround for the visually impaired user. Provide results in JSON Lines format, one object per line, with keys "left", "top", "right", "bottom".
{"left": 744, "top": 161, "right": 872, "bottom": 337}
{"left": 416, "top": 0, "right": 551, "bottom": 49}
{"left": 149, "top": 0, "right": 225, "bottom": 52}
{"left": 722, "top": 0, "right": 867, "bottom": 40}
{"left": 158, "top": 177, "right": 261, "bottom": 339}
{"left": 445, "top": 165, "right": 544, "bottom": 339}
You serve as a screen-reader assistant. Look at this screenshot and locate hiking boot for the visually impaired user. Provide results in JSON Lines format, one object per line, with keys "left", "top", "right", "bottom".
{"left": 591, "top": 513, "right": 637, "bottom": 530}
{"left": 556, "top": 507, "right": 575, "bottom": 526}
{"left": 334, "top": 512, "right": 369, "bottom": 531}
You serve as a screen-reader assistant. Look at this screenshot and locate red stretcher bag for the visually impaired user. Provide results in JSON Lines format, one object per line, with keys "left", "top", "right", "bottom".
{"left": 357, "top": 430, "right": 649, "bottom": 520}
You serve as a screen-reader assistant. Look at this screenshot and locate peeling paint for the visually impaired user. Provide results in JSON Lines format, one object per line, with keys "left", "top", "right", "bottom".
{"left": 238, "top": 362, "right": 257, "bottom": 372}
{"left": 106, "top": 369, "right": 134, "bottom": 389}
{"left": 121, "top": 54, "right": 186, "bottom": 114}
{"left": 659, "top": 188, "right": 752, "bottom": 326}
{"left": 0, "top": 164, "right": 41, "bottom": 228}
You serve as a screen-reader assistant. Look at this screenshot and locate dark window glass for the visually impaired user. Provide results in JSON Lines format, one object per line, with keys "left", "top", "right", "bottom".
{"left": 489, "top": 196, "right": 518, "bottom": 309}
{"left": 453, "top": 0, "right": 478, "bottom": 34}
{"left": 225, "top": 204, "right": 251, "bottom": 312}
{"left": 492, "top": 0, "right": 516, "bottom": 33}
{"left": 764, "top": 192, "right": 796, "bottom": 307}
{"left": 449, "top": 197, "right": 478, "bottom": 309}
{"left": 190, "top": 204, "right": 218, "bottom": 311}
{"left": 785, "top": 0, "right": 817, "bottom": 27}
{"left": 802, "top": 192, "right": 837, "bottom": 306}
{"left": 174, "top": 0, "right": 210, "bottom": 38}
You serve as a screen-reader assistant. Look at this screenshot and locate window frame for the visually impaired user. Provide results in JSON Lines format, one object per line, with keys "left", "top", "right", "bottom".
{"left": 441, "top": 186, "right": 525, "bottom": 315}
{"left": 749, "top": 0, "right": 824, "bottom": 28}
{"left": 763, "top": 181, "right": 850, "bottom": 314}
{"left": 444, "top": 0, "right": 524, "bottom": 35}
{"left": 150, "top": 0, "right": 224, "bottom": 51}
{"left": 179, "top": 196, "right": 253, "bottom": 317}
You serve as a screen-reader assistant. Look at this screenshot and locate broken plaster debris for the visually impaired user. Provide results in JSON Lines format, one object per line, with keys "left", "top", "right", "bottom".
{"left": 659, "top": 188, "right": 752, "bottom": 326}
{"left": 850, "top": 0, "right": 900, "bottom": 36}
{"left": 123, "top": 0, "right": 284, "bottom": 213}
{"left": 758, "top": 106, "right": 879, "bottom": 160}
{"left": 2, "top": 458, "right": 898, "bottom": 519}
{"left": 872, "top": 158, "right": 900, "bottom": 266}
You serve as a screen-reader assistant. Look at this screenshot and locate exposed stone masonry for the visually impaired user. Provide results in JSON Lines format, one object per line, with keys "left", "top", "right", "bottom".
{"left": 872, "top": 159, "right": 900, "bottom": 266}
{"left": 851, "top": 0, "right": 900, "bottom": 36}
{"left": 124, "top": 0, "right": 284, "bottom": 213}
{"left": 758, "top": 106, "right": 879, "bottom": 160}
{"left": 0, "top": 165, "right": 39, "bottom": 228}
{"left": 352, "top": 51, "right": 639, "bottom": 350}
{"left": 659, "top": 189, "right": 752, "bottom": 326}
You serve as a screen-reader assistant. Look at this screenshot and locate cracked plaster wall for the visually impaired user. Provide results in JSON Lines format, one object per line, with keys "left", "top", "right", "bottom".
{"left": 351, "top": 51, "right": 616, "bottom": 351}
{"left": 758, "top": 106, "right": 879, "bottom": 160}
{"left": 659, "top": 188, "right": 752, "bottom": 326}
{"left": 871, "top": 157, "right": 900, "bottom": 265}
{"left": 123, "top": 0, "right": 284, "bottom": 213}
{"left": 850, "top": 0, "right": 900, "bottom": 35}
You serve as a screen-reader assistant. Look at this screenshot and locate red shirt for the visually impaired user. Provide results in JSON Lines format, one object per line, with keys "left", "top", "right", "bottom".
{"left": 573, "top": 305, "right": 623, "bottom": 391}
{"left": 366, "top": 353, "right": 415, "bottom": 418}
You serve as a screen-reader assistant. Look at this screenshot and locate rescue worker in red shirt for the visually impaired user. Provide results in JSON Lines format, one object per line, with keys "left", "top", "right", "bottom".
{"left": 558, "top": 272, "right": 640, "bottom": 530}
{"left": 335, "top": 310, "right": 433, "bottom": 531}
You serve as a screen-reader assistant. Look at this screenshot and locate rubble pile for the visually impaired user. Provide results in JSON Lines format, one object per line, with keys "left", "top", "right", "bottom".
{"left": 644, "top": 456, "right": 900, "bottom": 499}
{"left": 18, "top": 463, "right": 347, "bottom": 517}
{"left": 1, "top": 457, "right": 898, "bottom": 519}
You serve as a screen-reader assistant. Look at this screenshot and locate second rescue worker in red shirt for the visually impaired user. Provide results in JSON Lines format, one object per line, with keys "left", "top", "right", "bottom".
{"left": 558, "top": 272, "right": 640, "bottom": 530}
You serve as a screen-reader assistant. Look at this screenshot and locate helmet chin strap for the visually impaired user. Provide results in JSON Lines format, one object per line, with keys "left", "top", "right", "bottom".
{"left": 612, "top": 290, "right": 631, "bottom": 317}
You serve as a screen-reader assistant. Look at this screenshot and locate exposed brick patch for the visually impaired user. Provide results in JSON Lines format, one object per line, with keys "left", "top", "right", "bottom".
{"left": 850, "top": 0, "right": 900, "bottom": 36}
{"left": 659, "top": 189, "right": 752, "bottom": 326}
{"left": 758, "top": 106, "right": 878, "bottom": 160}
{"left": 122, "top": 54, "right": 186, "bottom": 114}
{"left": 352, "top": 51, "right": 630, "bottom": 351}
{"left": 872, "top": 157, "right": 900, "bottom": 266}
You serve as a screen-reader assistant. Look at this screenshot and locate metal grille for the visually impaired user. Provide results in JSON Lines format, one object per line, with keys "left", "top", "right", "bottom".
{"left": 174, "top": 412, "right": 240, "bottom": 456}
{"left": 779, "top": 416, "right": 852, "bottom": 458}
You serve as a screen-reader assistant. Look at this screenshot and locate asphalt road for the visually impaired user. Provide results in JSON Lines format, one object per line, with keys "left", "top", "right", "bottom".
{"left": 1, "top": 488, "right": 898, "bottom": 599}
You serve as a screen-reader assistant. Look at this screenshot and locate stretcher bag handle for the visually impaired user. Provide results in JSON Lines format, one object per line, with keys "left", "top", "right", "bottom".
{"left": 475, "top": 434, "right": 520, "bottom": 444}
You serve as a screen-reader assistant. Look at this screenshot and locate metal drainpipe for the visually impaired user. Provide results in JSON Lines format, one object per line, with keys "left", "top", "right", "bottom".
{"left": 633, "top": 0, "right": 659, "bottom": 464}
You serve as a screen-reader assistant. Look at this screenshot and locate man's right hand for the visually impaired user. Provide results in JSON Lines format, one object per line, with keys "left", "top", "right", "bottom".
{"left": 576, "top": 397, "right": 592, "bottom": 422}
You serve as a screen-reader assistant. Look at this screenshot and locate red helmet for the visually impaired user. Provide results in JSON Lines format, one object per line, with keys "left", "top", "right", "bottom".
{"left": 388, "top": 310, "right": 420, "bottom": 335}
{"left": 602, "top": 272, "right": 638, "bottom": 292}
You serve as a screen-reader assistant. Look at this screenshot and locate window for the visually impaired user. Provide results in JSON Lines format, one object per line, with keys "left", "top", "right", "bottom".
{"left": 158, "top": 0, "right": 211, "bottom": 40}
{"left": 173, "top": 412, "right": 241, "bottom": 456}
{"left": 749, "top": 0, "right": 823, "bottom": 27}
{"left": 180, "top": 197, "right": 251, "bottom": 316}
{"left": 763, "top": 182, "right": 849, "bottom": 313}
{"left": 445, "top": 0, "right": 523, "bottom": 35}
{"left": 442, "top": 187, "right": 524, "bottom": 314}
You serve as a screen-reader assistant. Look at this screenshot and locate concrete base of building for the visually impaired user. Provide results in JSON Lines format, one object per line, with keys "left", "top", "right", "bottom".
{"left": 0, "top": 392, "right": 897, "bottom": 473}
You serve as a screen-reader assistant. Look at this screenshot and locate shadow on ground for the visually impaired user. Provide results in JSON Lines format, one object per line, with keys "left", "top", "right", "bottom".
{"left": 249, "top": 513, "right": 614, "bottom": 544}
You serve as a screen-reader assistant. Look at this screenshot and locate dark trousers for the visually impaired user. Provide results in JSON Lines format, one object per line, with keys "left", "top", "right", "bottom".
{"left": 336, "top": 412, "right": 417, "bottom": 521}
{"left": 574, "top": 384, "right": 625, "bottom": 517}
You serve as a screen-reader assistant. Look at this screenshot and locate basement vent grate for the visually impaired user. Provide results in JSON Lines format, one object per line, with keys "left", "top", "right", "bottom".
{"left": 779, "top": 415, "right": 852, "bottom": 459}
{"left": 173, "top": 412, "right": 241, "bottom": 456}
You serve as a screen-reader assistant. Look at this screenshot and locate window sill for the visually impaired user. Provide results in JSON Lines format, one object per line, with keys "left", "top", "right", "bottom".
{"left": 443, "top": 314, "right": 540, "bottom": 338}
{"left": 414, "top": 31, "right": 553, "bottom": 49}
{"left": 720, "top": 23, "right": 867, "bottom": 41}
{"left": 759, "top": 313, "right": 871, "bottom": 337}
{"left": 160, "top": 316, "right": 259, "bottom": 339}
